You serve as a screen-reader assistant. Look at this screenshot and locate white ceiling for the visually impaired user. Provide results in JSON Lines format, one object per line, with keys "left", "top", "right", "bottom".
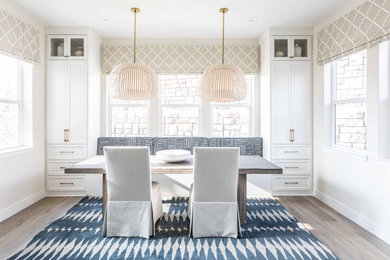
{"left": 13, "top": 0, "right": 348, "bottom": 39}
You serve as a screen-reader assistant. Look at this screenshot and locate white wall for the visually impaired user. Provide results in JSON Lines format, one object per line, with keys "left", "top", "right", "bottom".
{"left": 0, "top": 0, "right": 46, "bottom": 221}
{"left": 313, "top": 0, "right": 390, "bottom": 245}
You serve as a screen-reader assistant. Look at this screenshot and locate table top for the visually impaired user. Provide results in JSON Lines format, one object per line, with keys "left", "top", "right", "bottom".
{"left": 65, "top": 155, "right": 283, "bottom": 175}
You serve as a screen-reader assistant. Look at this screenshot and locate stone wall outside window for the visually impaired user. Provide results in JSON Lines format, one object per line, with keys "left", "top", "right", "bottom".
{"left": 160, "top": 75, "right": 200, "bottom": 137}
{"left": 334, "top": 51, "right": 367, "bottom": 150}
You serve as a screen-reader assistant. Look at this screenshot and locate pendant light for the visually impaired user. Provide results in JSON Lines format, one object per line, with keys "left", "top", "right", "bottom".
{"left": 200, "top": 8, "right": 247, "bottom": 102}
{"left": 109, "top": 8, "right": 157, "bottom": 100}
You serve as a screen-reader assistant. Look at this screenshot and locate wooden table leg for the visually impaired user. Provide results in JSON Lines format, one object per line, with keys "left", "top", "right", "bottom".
{"left": 102, "top": 174, "right": 107, "bottom": 236}
{"left": 238, "top": 174, "right": 247, "bottom": 224}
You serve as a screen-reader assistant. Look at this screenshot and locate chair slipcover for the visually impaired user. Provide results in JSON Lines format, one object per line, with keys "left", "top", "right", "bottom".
{"left": 104, "top": 147, "right": 163, "bottom": 238}
{"left": 189, "top": 147, "right": 241, "bottom": 238}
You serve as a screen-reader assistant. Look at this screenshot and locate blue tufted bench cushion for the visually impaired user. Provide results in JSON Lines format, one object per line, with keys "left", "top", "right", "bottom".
{"left": 97, "top": 137, "right": 263, "bottom": 156}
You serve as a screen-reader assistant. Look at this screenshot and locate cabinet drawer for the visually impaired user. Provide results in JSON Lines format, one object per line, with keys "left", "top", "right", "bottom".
{"left": 47, "top": 176, "right": 85, "bottom": 192}
{"left": 48, "top": 145, "right": 87, "bottom": 159}
{"left": 47, "top": 161, "right": 79, "bottom": 175}
{"left": 272, "top": 176, "right": 310, "bottom": 191}
{"left": 272, "top": 160, "right": 311, "bottom": 175}
{"left": 272, "top": 145, "right": 310, "bottom": 159}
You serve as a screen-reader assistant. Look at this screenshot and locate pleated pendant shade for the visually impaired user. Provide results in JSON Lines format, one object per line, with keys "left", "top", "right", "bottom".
{"left": 200, "top": 64, "right": 246, "bottom": 102}
{"left": 109, "top": 63, "right": 157, "bottom": 100}
{"left": 109, "top": 8, "right": 157, "bottom": 100}
{"left": 200, "top": 8, "right": 247, "bottom": 102}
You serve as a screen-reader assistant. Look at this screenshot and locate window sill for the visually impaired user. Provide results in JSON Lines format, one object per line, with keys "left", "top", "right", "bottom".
{"left": 322, "top": 146, "right": 368, "bottom": 162}
{"left": 0, "top": 146, "right": 34, "bottom": 159}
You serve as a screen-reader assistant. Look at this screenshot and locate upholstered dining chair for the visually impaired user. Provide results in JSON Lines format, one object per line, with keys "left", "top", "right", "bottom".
{"left": 188, "top": 147, "right": 241, "bottom": 238}
{"left": 103, "top": 146, "right": 163, "bottom": 238}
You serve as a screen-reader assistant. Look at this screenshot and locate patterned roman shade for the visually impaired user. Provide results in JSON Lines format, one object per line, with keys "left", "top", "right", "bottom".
{"left": 317, "top": 0, "right": 390, "bottom": 65}
{"left": 0, "top": 10, "right": 40, "bottom": 63}
{"left": 102, "top": 45, "right": 259, "bottom": 74}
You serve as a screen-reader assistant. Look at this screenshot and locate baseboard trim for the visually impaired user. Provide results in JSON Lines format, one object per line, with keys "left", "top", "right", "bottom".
{"left": 0, "top": 189, "right": 45, "bottom": 222}
{"left": 314, "top": 189, "right": 390, "bottom": 246}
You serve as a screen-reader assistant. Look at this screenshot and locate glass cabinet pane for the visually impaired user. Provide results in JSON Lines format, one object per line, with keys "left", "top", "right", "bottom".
{"left": 50, "top": 38, "right": 65, "bottom": 57}
{"left": 274, "top": 39, "right": 288, "bottom": 58}
{"left": 293, "top": 39, "right": 308, "bottom": 58}
{"left": 70, "top": 38, "right": 85, "bottom": 57}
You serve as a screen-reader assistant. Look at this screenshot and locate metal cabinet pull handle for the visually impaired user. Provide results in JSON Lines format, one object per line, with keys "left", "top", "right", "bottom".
{"left": 60, "top": 151, "right": 74, "bottom": 154}
{"left": 60, "top": 182, "right": 74, "bottom": 185}
{"left": 291, "top": 129, "right": 295, "bottom": 142}
{"left": 284, "top": 151, "right": 298, "bottom": 153}
{"left": 289, "top": 56, "right": 295, "bottom": 58}
{"left": 285, "top": 166, "right": 299, "bottom": 169}
{"left": 59, "top": 166, "right": 66, "bottom": 169}
{"left": 64, "top": 129, "right": 70, "bottom": 142}
{"left": 285, "top": 181, "right": 299, "bottom": 185}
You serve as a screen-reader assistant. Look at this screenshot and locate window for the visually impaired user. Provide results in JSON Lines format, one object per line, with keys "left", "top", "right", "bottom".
{"left": 109, "top": 98, "right": 150, "bottom": 137}
{"left": 331, "top": 50, "right": 367, "bottom": 150}
{"left": 0, "top": 54, "right": 31, "bottom": 150}
{"left": 107, "top": 74, "right": 255, "bottom": 137}
{"left": 211, "top": 75, "right": 253, "bottom": 137}
{"left": 379, "top": 41, "right": 390, "bottom": 158}
{"left": 160, "top": 75, "right": 201, "bottom": 136}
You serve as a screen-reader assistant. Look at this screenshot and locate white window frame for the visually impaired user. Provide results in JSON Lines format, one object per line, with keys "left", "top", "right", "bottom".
{"left": 330, "top": 51, "right": 367, "bottom": 152}
{"left": 0, "top": 59, "right": 24, "bottom": 151}
{"left": 107, "top": 100, "right": 151, "bottom": 137}
{"left": 106, "top": 74, "right": 257, "bottom": 137}
{"left": 210, "top": 75, "right": 254, "bottom": 137}
{"left": 378, "top": 41, "right": 390, "bottom": 159}
{"left": 158, "top": 74, "right": 203, "bottom": 137}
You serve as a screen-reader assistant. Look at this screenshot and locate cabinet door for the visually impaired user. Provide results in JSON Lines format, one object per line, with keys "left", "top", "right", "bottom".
{"left": 291, "top": 36, "right": 311, "bottom": 60}
{"left": 67, "top": 60, "right": 88, "bottom": 144}
{"left": 271, "top": 36, "right": 290, "bottom": 60}
{"left": 47, "top": 35, "right": 68, "bottom": 59}
{"left": 69, "top": 35, "right": 87, "bottom": 59}
{"left": 291, "top": 61, "right": 311, "bottom": 144}
{"left": 47, "top": 60, "right": 67, "bottom": 144}
{"left": 271, "top": 61, "right": 291, "bottom": 144}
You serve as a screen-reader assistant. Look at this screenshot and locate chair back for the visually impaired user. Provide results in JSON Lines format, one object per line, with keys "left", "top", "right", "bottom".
{"left": 104, "top": 146, "right": 151, "bottom": 201}
{"left": 193, "top": 147, "right": 240, "bottom": 202}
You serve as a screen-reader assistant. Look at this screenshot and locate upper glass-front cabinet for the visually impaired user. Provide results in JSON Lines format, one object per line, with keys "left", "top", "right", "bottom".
{"left": 48, "top": 35, "right": 87, "bottom": 59}
{"left": 272, "top": 36, "right": 311, "bottom": 60}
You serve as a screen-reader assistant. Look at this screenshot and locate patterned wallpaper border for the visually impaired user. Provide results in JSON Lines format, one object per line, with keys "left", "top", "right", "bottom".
{"left": 317, "top": 0, "right": 390, "bottom": 65}
{"left": 0, "top": 10, "right": 40, "bottom": 63}
{"left": 102, "top": 45, "right": 259, "bottom": 74}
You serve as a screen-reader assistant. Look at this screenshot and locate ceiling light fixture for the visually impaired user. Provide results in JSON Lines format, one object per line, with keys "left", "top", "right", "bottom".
{"left": 109, "top": 8, "right": 157, "bottom": 100}
{"left": 200, "top": 8, "right": 247, "bottom": 102}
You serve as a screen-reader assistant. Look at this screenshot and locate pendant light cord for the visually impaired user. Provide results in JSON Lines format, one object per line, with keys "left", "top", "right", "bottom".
{"left": 133, "top": 9, "right": 137, "bottom": 63}
{"left": 219, "top": 8, "right": 228, "bottom": 65}
{"left": 222, "top": 10, "right": 225, "bottom": 65}
{"left": 131, "top": 8, "right": 140, "bottom": 63}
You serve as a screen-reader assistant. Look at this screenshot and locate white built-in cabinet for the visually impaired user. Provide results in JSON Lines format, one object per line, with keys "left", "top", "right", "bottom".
{"left": 261, "top": 31, "right": 313, "bottom": 195}
{"left": 48, "top": 35, "right": 87, "bottom": 59}
{"left": 271, "top": 36, "right": 311, "bottom": 60}
{"left": 47, "top": 60, "right": 88, "bottom": 144}
{"left": 46, "top": 31, "right": 101, "bottom": 196}
{"left": 271, "top": 61, "right": 311, "bottom": 144}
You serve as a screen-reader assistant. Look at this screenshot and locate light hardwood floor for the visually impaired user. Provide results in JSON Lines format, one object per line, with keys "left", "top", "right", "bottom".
{"left": 277, "top": 196, "right": 390, "bottom": 260}
{"left": 0, "top": 196, "right": 389, "bottom": 259}
{"left": 0, "top": 197, "right": 81, "bottom": 259}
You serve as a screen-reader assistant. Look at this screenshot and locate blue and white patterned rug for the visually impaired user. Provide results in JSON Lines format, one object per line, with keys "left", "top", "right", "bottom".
{"left": 8, "top": 197, "right": 337, "bottom": 260}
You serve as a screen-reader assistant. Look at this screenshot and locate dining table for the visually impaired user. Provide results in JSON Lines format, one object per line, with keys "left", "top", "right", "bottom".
{"left": 65, "top": 155, "right": 282, "bottom": 224}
